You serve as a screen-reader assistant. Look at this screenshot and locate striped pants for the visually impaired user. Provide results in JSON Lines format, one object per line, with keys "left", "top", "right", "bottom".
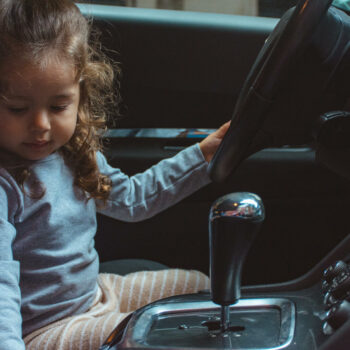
{"left": 24, "top": 269, "right": 210, "bottom": 350}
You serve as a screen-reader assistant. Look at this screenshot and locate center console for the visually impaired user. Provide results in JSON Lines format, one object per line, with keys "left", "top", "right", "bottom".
{"left": 100, "top": 193, "right": 350, "bottom": 350}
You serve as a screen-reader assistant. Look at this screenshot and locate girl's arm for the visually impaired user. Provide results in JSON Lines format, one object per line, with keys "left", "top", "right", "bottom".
{"left": 96, "top": 143, "right": 210, "bottom": 222}
{"left": 96, "top": 122, "right": 229, "bottom": 222}
{"left": 0, "top": 176, "right": 25, "bottom": 350}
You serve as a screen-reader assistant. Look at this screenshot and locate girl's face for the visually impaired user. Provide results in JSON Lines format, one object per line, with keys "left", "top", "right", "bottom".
{"left": 0, "top": 56, "right": 80, "bottom": 161}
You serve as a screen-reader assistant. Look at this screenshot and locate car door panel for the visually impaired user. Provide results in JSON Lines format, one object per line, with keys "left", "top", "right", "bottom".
{"left": 79, "top": 4, "right": 350, "bottom": 285}
{"left": 80, "top": 5, "right": 277, "bottom": 127}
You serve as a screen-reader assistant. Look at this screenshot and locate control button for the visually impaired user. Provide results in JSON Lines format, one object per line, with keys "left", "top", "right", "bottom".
{"left": 330, "top": 273, "right": 350, "bottom": 300}
{"left": 324, "top": 291, "right": 338, "bottom": 308}
{"left": 322, "top": 280, "right": 330, "bottom": 295}
{"left": 323, "top": 321, "right": 334, "bottom": 335}
{"left": 323, "top": 261, "right": 349, "bottom": 283}
{"left": 325, "top": 300, "right": 350, "bottom": 330}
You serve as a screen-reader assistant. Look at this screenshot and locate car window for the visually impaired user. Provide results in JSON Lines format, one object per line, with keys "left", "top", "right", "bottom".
{"left": 77, "top": 0, "right": 298, "bottom": 18}
{"left": 77, "top": 0, "right": 350, "bottom": 18}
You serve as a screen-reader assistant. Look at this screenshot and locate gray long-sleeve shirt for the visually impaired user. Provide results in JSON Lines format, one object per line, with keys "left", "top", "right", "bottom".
{"left": 0, "top": 144, "right": 210, "bottom": 349}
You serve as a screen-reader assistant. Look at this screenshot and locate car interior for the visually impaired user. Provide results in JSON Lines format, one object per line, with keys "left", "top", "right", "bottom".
{"left": 78, "top": 0, "right": 350, "bottom": 348}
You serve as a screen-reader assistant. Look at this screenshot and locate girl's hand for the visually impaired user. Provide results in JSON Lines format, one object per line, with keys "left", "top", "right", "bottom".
{"left": 199, "top": 121, "right": 231, "bottom": 163}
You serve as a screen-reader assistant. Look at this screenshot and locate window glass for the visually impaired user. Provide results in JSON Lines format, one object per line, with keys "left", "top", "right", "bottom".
{"left": 77, "top": 0, "right": 350, "bottom": 18}
{"left": 77, "top": 1, "right": 350, "bottom": 18}
{"left": 77, "top": 0, "right": 298, "bottom": 18}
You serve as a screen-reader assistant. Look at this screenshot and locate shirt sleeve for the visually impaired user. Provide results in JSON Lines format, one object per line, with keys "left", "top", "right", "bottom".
{"left": 0, "top": 173, "right": 25, "bottom": 349}
{"left": 96, "top": 143, "right": 211, "bottom": 222}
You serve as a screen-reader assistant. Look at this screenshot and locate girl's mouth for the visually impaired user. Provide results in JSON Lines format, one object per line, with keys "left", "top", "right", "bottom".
{"left": 23, "top": 141, "right": 50, "bottom": 149}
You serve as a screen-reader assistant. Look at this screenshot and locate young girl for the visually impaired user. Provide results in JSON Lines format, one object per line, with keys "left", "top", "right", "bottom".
{"left": 0, "top": 1, "right": 229, "bottom": 349}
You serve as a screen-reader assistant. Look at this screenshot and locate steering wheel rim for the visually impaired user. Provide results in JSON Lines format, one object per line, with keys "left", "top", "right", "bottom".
{"left": 208, "top": 0, "right": 333, "bottom": 182}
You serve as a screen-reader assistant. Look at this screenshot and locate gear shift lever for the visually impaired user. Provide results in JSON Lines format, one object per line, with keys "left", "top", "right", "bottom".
{"left": 209, "top": 192, "right": 265, "bottom": 332}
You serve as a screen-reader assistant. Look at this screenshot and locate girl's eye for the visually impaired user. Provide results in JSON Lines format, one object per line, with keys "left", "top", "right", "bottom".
{"left": 51, "top": 105, "right": 68, "bottom": 112}
{"left": 8, "top": 107, "right": 27, "bottom": 114}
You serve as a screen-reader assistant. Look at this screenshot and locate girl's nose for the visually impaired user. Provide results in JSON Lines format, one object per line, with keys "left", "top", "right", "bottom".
{"left": 30, "top": 110, "right": 51, "bottom": 132}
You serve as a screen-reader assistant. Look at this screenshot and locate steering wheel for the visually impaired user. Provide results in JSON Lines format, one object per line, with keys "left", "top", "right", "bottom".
{"left": 208, "top": 0, "right": 334, "bottom": 182}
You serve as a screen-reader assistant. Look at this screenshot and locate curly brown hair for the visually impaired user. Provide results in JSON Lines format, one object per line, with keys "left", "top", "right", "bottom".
{"left": 0, "top": 0, "right": 119, "bottom": 201}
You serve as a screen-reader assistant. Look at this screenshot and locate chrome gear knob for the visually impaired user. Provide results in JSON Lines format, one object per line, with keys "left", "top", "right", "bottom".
{"left": 209, "top": 192, "right": 265, "bottom": 331}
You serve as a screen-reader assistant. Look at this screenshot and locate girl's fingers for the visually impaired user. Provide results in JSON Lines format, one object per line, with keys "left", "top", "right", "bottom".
{"left": 215, "top": 121, "right": 231, "bottom": 139}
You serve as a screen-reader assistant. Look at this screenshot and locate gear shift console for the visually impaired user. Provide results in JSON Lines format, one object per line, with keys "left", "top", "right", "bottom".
{"left": 209, "top": 192, "right": 265, "bottom": 332}
{"left": 102, "top": 193, "right": 296, "bottom": 350}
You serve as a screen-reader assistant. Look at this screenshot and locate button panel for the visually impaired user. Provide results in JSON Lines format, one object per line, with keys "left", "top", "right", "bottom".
{"left": 322, "top": 260, "right": 350, "bottom": 333}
